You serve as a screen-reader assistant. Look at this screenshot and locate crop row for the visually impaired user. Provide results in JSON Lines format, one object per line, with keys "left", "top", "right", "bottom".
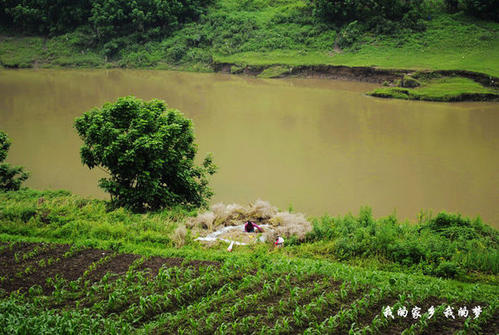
{"left": 0, "top": 241, "right": 496, "bottom": 334}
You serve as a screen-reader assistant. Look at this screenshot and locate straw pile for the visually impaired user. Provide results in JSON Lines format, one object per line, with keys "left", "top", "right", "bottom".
{"left": 187, "top": 200, "right": 312, "bottom": 243}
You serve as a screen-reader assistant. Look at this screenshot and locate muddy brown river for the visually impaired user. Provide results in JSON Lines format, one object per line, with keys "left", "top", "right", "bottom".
{"left": 0, "top": 69, "right": 498, "bottom": 226}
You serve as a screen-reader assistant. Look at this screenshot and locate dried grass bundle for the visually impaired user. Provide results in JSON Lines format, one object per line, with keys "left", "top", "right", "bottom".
{"left": 189, "top": 200, "right": 312, "bottom": 243}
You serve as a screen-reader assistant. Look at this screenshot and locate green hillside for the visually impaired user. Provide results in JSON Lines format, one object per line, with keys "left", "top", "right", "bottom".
{"left": 1, "top": 0, "right": 498, "bottom": 101}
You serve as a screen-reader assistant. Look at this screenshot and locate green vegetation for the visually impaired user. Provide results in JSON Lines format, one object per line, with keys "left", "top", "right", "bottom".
{"left": 0, "top": 189, "right": 497, "bottom": 333}
{"left": 0, "top": 130, "right": 29, "bottom": 191}
{"left": 370, "top": 76, "right": 499, "bottom": 101}
{"left": 257, "top": 65, "right": 291, "bottom": 78}
{"left": 314, "top": 0, "right": 427, "bottom": 34}
{"left": 303, "top": 208, "right": 498, "bottom": 282}
{"left": 1, "top": 189, "right": 497, "bottom": 284}
{"left": 0, "top": 0, "right": 210, "bottom": 42}
{"left": 74, "top": 96, "right": 216, "bottom": 212}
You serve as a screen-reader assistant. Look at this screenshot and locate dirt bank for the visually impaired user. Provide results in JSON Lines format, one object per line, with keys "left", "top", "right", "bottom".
{"left": 213, "top": 62, "right": 499, "bottom": 89}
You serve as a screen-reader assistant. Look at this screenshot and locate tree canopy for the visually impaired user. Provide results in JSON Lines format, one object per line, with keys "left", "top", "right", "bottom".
{"left": 0, "top": 0, "right": 211, "bottom": 47}
{"left": 74, "top": 96, "right": 216, "bottom": 212}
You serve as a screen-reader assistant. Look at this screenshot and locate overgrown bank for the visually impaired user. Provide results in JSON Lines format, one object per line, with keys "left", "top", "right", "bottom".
{"left": 1, "top": 0, "right": 498, "bottom": 102}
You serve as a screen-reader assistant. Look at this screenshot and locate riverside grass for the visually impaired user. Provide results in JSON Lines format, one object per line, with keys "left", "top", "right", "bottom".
{"left": 1, "top": 1, "right": 498, "bottom": 101}
{"left": 0, "top": 189, "right": 497, "bottom": 284}
{"left": 369, "top": 76, "right": 499, "bottom": 101}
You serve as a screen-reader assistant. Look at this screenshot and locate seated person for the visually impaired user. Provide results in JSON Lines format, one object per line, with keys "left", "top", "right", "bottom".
{"left": 244, "top": 220, "right": 263, "bottom": 233}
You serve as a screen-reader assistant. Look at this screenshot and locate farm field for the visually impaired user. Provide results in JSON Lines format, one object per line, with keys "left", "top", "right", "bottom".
{"left": 0, "top": 240, "right": 497, "bottom": 334}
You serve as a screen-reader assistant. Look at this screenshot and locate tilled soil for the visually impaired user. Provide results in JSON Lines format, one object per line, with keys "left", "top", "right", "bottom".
{"left": 0, "top": 242, "right": 221, "bottom": 294}
{"left": 84, "top": 253, "right": 141, "bottom": 283}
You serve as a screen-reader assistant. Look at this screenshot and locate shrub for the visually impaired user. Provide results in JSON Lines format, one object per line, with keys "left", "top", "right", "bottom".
{"left": 74, "top": 96, "right": 216, "bottom": 212}
{"left": 463, "top": 0, "right": 499, "bottom": 21}
{"left": 0, "top": 130, "right": 29, "bottom": 191}
{"left": 313, "top": 0, "right": 428, "bottom": 38}
{"left": 433, "top": 261, "right": 460, "bottom": 278}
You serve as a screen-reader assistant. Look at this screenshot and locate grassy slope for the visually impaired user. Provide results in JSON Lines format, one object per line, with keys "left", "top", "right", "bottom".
{"left": 213, "top": 11, "right": 499, "bottom": 77}
{"left": 1, "top": 1, "right": 498, "bottom": 75}
{"left": 1, "top": 189, "right": 497, "bottom": 284}
{"left": 0, "top": 1, "right": 497, "bottom": 101}
{"left": 0, "top": 35, "right": 104, "bottom": 68}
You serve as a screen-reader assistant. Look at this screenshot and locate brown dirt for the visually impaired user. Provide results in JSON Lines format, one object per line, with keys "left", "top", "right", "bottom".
{"left": 213, "top": 62, "right": 499, "bottom": 89}
{"left": 84, "top": 253, "right": 141, "bottom": 283}
{"left": 1, "top": 246, "right": 109, "bottom": 294}
{"left": 479, "top": 310, "right": 499, "bottom": 335}
{"left": 0, "top": 242, "right": 223, "bottom": 295}
{"left": 0, "top": 242, "right": 38, "bottom": 267}
{"left": 1, "top": 243, "right": 67, "bottom": 271}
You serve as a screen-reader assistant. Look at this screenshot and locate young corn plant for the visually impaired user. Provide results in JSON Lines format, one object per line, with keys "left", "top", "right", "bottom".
{"left": 402, "top": 303, "right": 448, "bottom": 335}
{"left": 122, "top": 266, "right": 243, "bottom": 326}
{"left": 162, "top": 272, "right": 269, "bottom": 334}
{"left": 456, "top": 300, "right": 497, "bottom": 334}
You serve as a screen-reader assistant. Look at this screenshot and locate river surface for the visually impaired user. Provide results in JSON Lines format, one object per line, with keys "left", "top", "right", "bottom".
{"left": 0, "top": 69, "right": 498, "bottom": 226}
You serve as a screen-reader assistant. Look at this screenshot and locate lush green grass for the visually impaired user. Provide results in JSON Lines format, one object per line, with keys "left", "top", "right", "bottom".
{"left": 0, "top": 35, "right": 105, "bottom": 68}
{"left": 0, "top": 189, "right": 194, "bottom": 249}
{"left": 214, "top": 13, "right": 499, "bottom": 77}
{"left": 370, "top": 77, "right": 499, "bottom": 101}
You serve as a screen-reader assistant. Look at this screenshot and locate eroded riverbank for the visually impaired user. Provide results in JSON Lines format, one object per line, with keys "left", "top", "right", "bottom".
{"left": 213, "top": 62, "right": 499, "bottom": 102}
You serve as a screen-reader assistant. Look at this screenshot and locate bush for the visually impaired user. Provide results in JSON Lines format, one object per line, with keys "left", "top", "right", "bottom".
{"left": 0, "top": 130, "right": 29, "bottom": 191}
{"left": 433, "top": 261, "right": 460, "bottom": 278}
{"left": 313, "top": 0, "right": 428, "bottom": 37}
{"left": 74, "top": 96, "right": 217, "bottom": 212}
{"left": 0, "top": 0, "right": 211, "bottom": 42}
{"left": 463, "top": 0, "right": 499, "bottom": 21}
{"left": 304, "top": 207, "right": 498, "bottom": 277}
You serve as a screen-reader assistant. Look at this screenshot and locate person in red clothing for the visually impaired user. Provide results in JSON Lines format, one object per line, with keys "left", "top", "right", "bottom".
{"left": 244, "top": 220, "right": 263, "bottom": 233}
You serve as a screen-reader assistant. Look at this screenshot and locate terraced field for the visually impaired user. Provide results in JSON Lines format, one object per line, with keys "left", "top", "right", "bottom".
{"left": 0, "top": 241, "right": 497, "bottom": 334}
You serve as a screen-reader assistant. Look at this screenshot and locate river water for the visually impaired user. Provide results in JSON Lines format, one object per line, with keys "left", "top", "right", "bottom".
{"left": 0, "top": 69, "right": 497, "bottom": 226}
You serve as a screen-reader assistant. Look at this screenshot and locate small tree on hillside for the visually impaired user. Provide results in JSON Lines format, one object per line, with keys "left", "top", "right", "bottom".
{"left": 0, "top": 130, "right": 29, "bottom": 191}
{"left": 74, "top": 96, "right": 216, "bottom": 212}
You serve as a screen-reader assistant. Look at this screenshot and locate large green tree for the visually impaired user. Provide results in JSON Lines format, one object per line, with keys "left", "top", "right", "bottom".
{"left": 0, "top": 130, "right": 29, "bottom": 191}
{"left": 74, "top": 96, "right": 216, "bottom": 212}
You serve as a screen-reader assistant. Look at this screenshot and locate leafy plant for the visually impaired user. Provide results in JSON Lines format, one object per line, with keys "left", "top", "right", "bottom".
{"left": 463, "top": 0, "right": 499, "bottom": 21}
{"left": 0, "top": 130, "right": 29, "bottom": 191}
{"left": 74, "top": 96, "right": 216, "bottom": 212}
